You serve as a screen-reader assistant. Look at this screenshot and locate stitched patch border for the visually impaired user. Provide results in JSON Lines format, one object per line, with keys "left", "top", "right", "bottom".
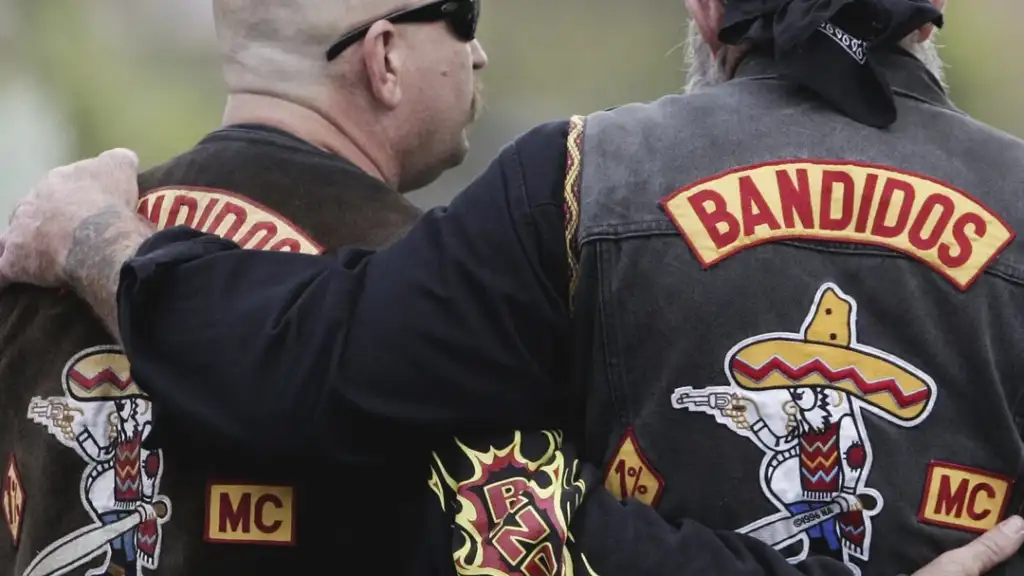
{"left": 3, "top": 453, "right": 25, "bottom": 548}
{"left": 917, "top": 460, "right": 1013, "bottom": 534}
{"left": 139, "top": 187, "right": 324, "bottom": 255}
{"left": 660, "top": 160, "right": 1015, "bottom": 291}
{"left": 602, "top": 427, "right": 664, "bottom": 507}
{"left": 204, "top": 481, "right": 297, "bottom": 546}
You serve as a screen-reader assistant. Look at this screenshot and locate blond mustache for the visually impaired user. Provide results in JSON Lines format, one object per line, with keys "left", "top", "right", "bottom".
{"left": 470, "top": 78, "right": 485, "bottom": 122}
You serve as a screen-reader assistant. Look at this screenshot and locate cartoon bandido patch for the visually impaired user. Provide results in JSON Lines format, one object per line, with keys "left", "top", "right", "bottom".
{"left": 671, "top": 283, "right": 936, "bottom": 575}
{"left": 25, "top": 346, "right": 171, "bottom": 576}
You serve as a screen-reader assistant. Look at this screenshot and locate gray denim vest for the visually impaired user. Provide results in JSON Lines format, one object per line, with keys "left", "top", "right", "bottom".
{"left": 570, "top": 50, "right": 1024, "bottom": 576}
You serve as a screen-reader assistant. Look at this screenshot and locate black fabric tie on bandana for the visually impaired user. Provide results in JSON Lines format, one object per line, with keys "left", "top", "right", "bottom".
{"left": 720, "top": 0, "right": 943, "bottom": 128}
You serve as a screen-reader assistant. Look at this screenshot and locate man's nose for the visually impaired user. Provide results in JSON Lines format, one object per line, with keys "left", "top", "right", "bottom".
{"left": 471, "top": 40, "right": 488, "bottom": 70}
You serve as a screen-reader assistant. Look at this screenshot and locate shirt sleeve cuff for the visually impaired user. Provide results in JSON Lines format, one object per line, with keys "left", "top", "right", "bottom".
{"left": 116, "top": 226, "right": 241, "bottom": 354}
{"left": 125, "top": 226, "right": 237, "bottom": 280}
{"left": 118, "top": 226, "right": 240, "bottom": 301}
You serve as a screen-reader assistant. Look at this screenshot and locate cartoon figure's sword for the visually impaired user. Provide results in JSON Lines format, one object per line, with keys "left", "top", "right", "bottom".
{"left": 22, "top": 500, "right": 169, "bottom": 576}
{"left": 741, "top": 494, "right": 878, "bottom": 548}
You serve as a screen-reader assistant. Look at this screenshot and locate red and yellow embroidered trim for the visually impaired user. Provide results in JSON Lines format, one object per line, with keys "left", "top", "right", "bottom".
{"left": 564, "top": 115, "right": 585, "bottom": 313}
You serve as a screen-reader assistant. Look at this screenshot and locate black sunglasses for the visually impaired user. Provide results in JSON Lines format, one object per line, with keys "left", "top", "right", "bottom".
{"left": 325, "top": 0, "right": 480, "bottom": 62}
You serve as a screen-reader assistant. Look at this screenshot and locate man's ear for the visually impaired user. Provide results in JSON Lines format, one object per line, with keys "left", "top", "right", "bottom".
{"left": 914, "top": 0, "right": 947, "bottom": 43}
{"left": 685, "top": 0, "right": 726, "bottom": 55}
{"left": 361, "top": 20, "right": 403, "bottom": 109}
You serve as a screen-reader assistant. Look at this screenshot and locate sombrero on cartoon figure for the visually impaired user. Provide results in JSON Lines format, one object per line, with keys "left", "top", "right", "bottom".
{"left": 726, "top": 284, "right": 936, "bottom": 425}
{"left": 62, "top": 345, "right": 147, "bottom": 402}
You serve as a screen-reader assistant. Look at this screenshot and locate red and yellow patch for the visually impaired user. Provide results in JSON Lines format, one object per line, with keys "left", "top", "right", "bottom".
{"left": 434, "top": 431, "right": 594, "bottom": 576}
{"left": 728, "top": 286, "right": 935, "bottom": 424}
{"left": 62, "top": 345, "right": 141, "bottom": 401}
{"left": 3, "top": 454, "right": 25, "bottom": 548}
{"left": 917, "top": 461, "right": 1013, "bottom": 534}
{"left": 138, "top": 187, "right": 323, "bottom": 254}
{"left": 204, "top": 482, "right": 295, "bottom": 545}
{"left": 661, "top": 160, "right": 1014, "bottom": 290}
{"left": 603, "top": 427, "right": 664, "bottom": 507}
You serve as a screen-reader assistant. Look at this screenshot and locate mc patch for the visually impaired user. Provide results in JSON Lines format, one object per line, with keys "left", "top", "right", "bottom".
{"left": 603, "top": 427, "right": 664, "bottom": 507}
{"left": 3, "top": 454, "right": 25, "bottom": 548}
{"left": 25, "top": 345, "right": 172, "bottom": 576}
{"left": 671, "top": 283, "right": 937, "bottom": 576}
{"left": 661, "top": 160, "right": 1014, "bottom": 291}
{"left": 918, "top": 461, "right": 1013, "bottom": 534}
{"left": 430, "top": 431, "right": 598, "bottom": 576}
{"left": 205, "top": 483, "right": 296, "bottom": 546}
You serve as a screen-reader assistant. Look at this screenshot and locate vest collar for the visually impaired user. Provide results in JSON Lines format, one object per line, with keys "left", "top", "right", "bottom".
{"left": 732, "top": 47, "right": 955, "bottom": 112}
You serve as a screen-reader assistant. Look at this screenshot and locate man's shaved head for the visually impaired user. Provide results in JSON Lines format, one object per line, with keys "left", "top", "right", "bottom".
{"left": 214, "top": 0, "right": 387, "bottom": 91}
{"left": 215, "top": 0, "right": 439, "bottom": 95}
{"left": 212, "top": 0, "right": 488, "bottom": 192}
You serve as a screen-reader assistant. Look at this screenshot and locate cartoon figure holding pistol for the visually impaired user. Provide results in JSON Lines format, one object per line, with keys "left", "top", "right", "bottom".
{"left": 672, "top": 283, "right": 937, "bottom": 575}
{"left": 27, "top": 346, "right": 171, "bottom": 576}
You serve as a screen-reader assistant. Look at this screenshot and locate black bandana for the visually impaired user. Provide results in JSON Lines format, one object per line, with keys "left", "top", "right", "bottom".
{"left": 720, "top": 0, "right": 943, "bottom": 128}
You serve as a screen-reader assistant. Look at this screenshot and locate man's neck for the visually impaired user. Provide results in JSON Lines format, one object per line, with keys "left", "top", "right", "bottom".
{"left": 221, "top": 93, "right": 399, "bottom": 188}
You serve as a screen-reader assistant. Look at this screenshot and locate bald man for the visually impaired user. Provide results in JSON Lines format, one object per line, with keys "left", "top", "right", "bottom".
{"left": 0, "top": 1, "right": 484, "bottom": 575}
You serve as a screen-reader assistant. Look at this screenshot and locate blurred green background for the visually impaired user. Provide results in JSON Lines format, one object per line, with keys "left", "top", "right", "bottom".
{"left": 0, "top": 0, "right": 1020, "bottom": 215}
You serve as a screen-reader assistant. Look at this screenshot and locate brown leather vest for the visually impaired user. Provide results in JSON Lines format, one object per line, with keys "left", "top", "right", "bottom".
{"left": 0, "top": 125, "right": 424, "bottom": 575}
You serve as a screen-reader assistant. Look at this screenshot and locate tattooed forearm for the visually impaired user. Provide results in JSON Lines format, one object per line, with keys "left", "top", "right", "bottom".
{"left": 63, "top": 205, "right": 153, "bottom": 341}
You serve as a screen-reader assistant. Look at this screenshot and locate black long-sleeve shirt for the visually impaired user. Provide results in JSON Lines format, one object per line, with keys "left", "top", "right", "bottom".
{"left": 118, "top": 121, "right": 852, "bottom": 575}
{"left": 125, "top": 122, "right": 573, "bottom": 458}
